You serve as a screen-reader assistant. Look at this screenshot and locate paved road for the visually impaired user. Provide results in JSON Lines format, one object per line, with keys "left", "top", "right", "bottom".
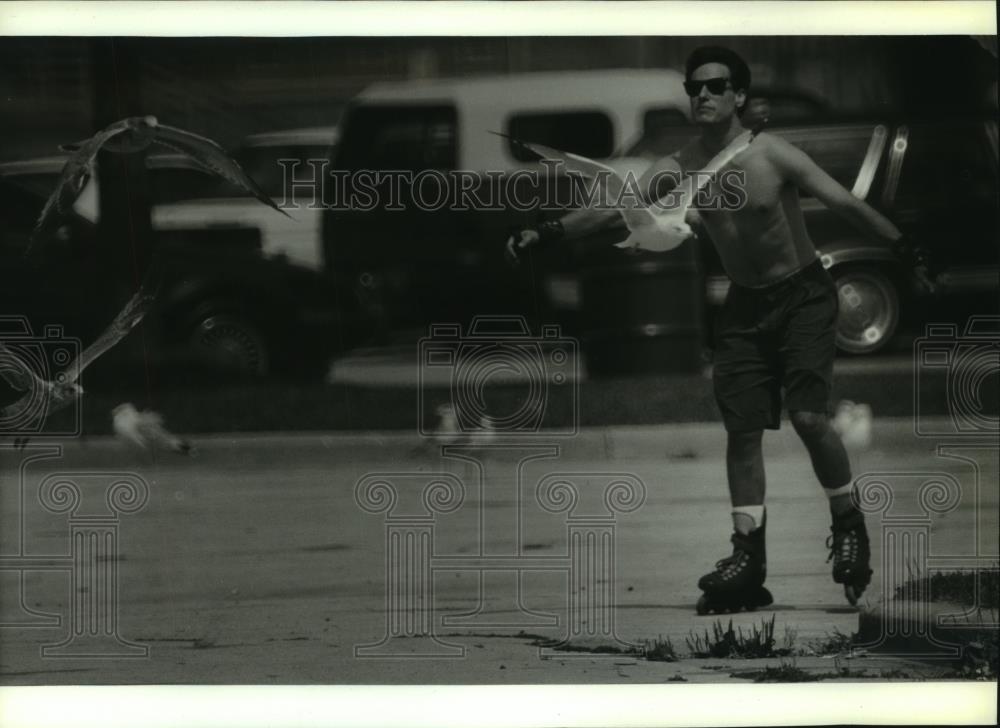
{"left": 1, "top": 420, "right": 996, "bottom": 684}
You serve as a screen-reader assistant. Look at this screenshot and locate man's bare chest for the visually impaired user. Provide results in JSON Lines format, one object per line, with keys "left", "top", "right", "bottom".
{"left": 678, "top": 146, "right": 785, "bottom": 215}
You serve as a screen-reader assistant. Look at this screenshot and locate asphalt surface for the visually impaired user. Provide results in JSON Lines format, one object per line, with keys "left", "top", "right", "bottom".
{"left": 1, "top": 418, "right": 995, "bottom": 685}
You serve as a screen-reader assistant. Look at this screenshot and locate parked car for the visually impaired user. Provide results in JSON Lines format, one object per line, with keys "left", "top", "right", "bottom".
{"left": 550, "top": 115, "right": 999, "bottom": 356}
{"left": 151, "top": 126, "right": 339, "bottom": 271}
{"left": 0, "top": 151, "right": 364, "bottom": 380}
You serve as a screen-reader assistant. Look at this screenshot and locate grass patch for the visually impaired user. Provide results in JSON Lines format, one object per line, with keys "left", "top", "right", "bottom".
{"left": 526, "top": 635, "right": 643, "bottom": 656}
{"left": 734, "top": 658, "right": 820, "bottom": 683}
{"left": 946, "top": 634, "right": 1000, "bottom": 680}
{"left": 803, "top": 627, "right": 856, "bottom": 656}
{"left": 736, "top": 658, "right": 918, "bottom": 682}
{"left": 893, "top": 567, "right": 998, "bottom": 610}
{"left": 642, "top": 635, "right": 679, "bottom": 662}
{"left": 685, "top": 614, "right": 793, "bottom": 659}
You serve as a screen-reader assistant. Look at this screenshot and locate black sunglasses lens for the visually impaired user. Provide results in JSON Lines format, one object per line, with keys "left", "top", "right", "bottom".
{"left": 685, "top": 78, "right": 731, "bottom": 96}
{"left": 705, "top": 79, "right": 729, "bottom": 94}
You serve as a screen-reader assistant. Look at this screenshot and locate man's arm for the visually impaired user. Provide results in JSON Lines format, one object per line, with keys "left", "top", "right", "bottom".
{"left": 767, "top": 133, "right": 935, "bottom": 289}
{"left": 505, "top": 153, "right": 684, "bottom": 265}
{"left": 766, "top": 133, "right": 902, "bottom": 242}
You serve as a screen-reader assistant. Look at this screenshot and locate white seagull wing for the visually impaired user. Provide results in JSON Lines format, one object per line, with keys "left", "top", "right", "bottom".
{"left": 0, "top": 341, "right": 49, "bottom": 391}
{"left": 660, "top": 125, "right": 764, "bottom": 216}
{"left": 149, "top": 123, "right": 291, "bottom": 218}
{"left": 517, "top": 140, "right": 656, "bottom": 232}
{"left": 26, "top": 123, "right": 140, "bottom": 257}
{"left": 65, "top": 285, "right": 156, "bottom": 380}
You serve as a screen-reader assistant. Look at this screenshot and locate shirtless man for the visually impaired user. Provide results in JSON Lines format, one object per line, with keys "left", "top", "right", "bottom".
{"left": 506, "top": 46, "right": 914, "bottom": 609}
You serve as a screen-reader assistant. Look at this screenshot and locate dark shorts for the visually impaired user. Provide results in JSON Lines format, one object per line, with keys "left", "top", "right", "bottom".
{"left": 713, "top": 259, "right": 838, "bottom": 432}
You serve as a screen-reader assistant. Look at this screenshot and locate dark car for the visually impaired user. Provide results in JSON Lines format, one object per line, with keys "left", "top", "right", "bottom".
{"left": 745, "top": 116, "right": 998, "bottom": 354}
{"left": 0, "top": 155, "right": 365, "bottom": 380}
{"left": 559, "top": 115, "right": 999, "bottom": 357}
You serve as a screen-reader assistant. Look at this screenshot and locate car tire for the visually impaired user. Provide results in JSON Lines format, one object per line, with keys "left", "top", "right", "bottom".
{"left": 189, "top": 313, "right": 270, "bottom": 377}
{"left": 832, "top": 266, "right": 900, "bottom": 355}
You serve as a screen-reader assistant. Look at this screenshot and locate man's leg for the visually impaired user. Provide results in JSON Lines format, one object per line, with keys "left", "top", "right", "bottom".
{"left": 781, "top": 264, "right": 872, "bottom": 605}
{"left": 788, "top": 410, "right": 853, "bottom": 515}
{"left": 701, "top": 288, "right": 778, "bottom": 611}
{"left": 727, "top": 429, "right": 766, "bottom": 534}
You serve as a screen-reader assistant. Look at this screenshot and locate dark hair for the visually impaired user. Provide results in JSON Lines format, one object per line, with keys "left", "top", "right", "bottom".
{"left": 685, "top": 46, "right": 751, "bottom": 113}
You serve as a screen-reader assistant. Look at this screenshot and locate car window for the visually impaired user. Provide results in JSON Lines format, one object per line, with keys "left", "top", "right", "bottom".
{"left": 3, "top": 172, "right": 61, "bottom": 201}
{"left": 507, "top": 111, "right": 614, "bottom": 161}
{"left": 0, "top": 180, "right": 43, "bottom": 256}
{"left": 625, "top": 108, "right": 695, "bottom": 158}
{"left": 335, "top": 105, "right": 458, "bottom": 172}
{"left": 895, "top": 121, "right": 998, "bottom": 207}
{"left": 743, "top": 95, "right": 828, "bottom": 127}
{"left": 149, "top": 165, "right": 242, "bottom": 203}
{"left": 148, "top": 141, "right": 339, "bottom": 203}
{"left": 771, "top": 125, "right": 877, "bottom": 193}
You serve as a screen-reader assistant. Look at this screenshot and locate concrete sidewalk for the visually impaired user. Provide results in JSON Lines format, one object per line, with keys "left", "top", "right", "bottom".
{"left": 3, "top": 416, "right": 990, "bottom": 685}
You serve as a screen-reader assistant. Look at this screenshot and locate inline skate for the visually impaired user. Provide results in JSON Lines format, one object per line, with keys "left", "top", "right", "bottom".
{"left": 828, "top": 508, "right": 873, "bottom": 606}
{"left": 696, "top": 519, "right": 773, "bottom": 615}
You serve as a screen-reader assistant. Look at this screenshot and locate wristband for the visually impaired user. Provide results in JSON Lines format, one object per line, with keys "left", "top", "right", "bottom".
{"left": 534, "top": 219, "right": 565, "bottom": 245}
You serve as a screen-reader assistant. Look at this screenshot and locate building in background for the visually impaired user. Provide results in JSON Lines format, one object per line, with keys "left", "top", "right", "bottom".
{"left": 1, "top": 36, "right": 995, "bottom": 160}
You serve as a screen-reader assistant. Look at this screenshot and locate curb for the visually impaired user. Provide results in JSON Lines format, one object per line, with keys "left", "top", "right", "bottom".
{"left": 54, "top": 416, "right": 953, "bottom": 460}
{"left": 855, "top": 599, "right": 998, "bottom": 664}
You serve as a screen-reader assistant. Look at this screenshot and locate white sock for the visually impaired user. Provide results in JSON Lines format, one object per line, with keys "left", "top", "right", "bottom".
{"left": 824, "top": 482, "right": 854, "bottom": 499}
{"left": 732, "top": 505, "right": 765, "bottom": 534}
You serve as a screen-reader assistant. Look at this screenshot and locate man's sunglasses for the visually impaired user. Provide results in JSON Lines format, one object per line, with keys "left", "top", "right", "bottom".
{"left": 684, "top": 77, "right": 732, "bottom": 97}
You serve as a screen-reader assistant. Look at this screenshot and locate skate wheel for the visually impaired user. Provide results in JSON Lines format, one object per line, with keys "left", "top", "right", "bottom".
{"left": 696, "top": 596, "right": 710, "bottom": 615}
{"left": 844, "top": 585, "right": 858, "bottom": 607}
{"left": 745, "top": 604, "right": 758, "bottom": 612}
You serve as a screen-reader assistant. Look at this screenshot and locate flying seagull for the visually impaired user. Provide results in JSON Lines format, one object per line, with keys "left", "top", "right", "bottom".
{"left": 832, "top": 399, "right": 873, "bottom": 451}
{"left": 0, "top": 285, "right": 156, "bottom": 431}
{"left": 28, "top": 115, "right": 289, "bottom": 257}
{"left": 499, "top": 122, "right": 765, "bottom": 253}
{"left": 112, "top": 403, "right": 195, "bottom": 455}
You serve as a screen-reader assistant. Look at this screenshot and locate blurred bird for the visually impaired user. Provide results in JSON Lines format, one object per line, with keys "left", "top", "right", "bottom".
{"left": 473, "top": 414, "right": 498, "bottom": 446}
{"left": 410, "top": 404, "right": 498, "bottom": 456}
{"left": 0, "top": 285, "right": 155, "bottom": 433}
{"left": 496, "top": 122, "right": 764, "bottom": 254}
{"left": 28, "top": 115, "right": 289, "bottom": 257}
{"left": 430, "top": 403, "right": 463, "bottom": 446}
{"left": 112, "top": 403, "right": 195, "bottom": 455}
{"left": 832, "top": 400, "right": 873, "bottom": 451}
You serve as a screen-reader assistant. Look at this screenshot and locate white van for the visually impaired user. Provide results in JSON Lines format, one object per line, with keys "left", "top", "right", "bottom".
{"left": 348, "top": 69, "right": 690, "bottom": 170}
{"left": 323, "top": 69, "right": 692, "bottom": 326}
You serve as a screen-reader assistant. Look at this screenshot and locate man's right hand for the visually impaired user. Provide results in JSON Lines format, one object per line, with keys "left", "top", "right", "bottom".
{"left": 891, "top": 235, "right": 936, "bottom": 294}
{"left": 504, "top": 229, "right": 541, "bottom": 267}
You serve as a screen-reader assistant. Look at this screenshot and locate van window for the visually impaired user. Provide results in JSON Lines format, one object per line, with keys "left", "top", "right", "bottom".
{"left": 507, "top": 111, "right": 614, "bottom": 161}
{"left": 627, "top": 108, "right": 694, "bottom": 158}
{"left": 336, "top": 105, "right": 458, "bottom": 172}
